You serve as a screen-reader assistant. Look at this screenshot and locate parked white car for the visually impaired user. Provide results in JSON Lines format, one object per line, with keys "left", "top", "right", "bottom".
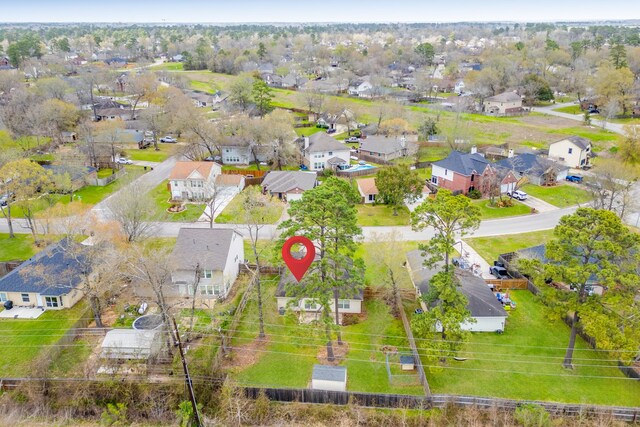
{"left": 508, "top": 190, "right": 528, "bottom": 201}
{"left": 116, "top": 157, "right": 133, "bottom": 165}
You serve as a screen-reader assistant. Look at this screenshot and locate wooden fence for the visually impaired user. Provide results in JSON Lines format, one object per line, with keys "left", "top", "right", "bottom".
{"left": 484, "top": 278, "right": 529, "bottom": 291}
{"left": 0, "top": 261, "right": 22, "bottom": 278}
{"left": 222, "top": 169, "right": 267, "bottom": 178}
{"left": 241, "top": 387, "right": 640, "bottom": 422}
{"left": 356, "top": 153, "right": 394, "bottom": 166}
{"left": 336, "top": 167, "right": 379, "bottom": 178}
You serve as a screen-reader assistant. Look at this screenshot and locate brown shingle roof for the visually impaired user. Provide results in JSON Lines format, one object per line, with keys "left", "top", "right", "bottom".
{"left": 357, "top": 177, "right": 378, "bottom": 195}
{"left": 169, "top": 161, "right": 215, "bottom": 180}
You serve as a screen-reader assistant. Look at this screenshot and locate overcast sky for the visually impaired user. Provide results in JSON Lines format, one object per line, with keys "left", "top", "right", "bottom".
{"left": 2, "top": 0, "right": 639, "bottom": 23}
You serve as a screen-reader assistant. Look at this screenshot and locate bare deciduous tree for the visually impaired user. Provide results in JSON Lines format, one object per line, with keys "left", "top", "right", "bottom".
{"left": 107, "top": 181, "right": 157, "bottom": 242}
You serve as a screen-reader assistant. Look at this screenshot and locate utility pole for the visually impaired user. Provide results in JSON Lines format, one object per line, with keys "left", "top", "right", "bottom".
{"left": 172, "top": 317, "right": 203, "bottom": 427}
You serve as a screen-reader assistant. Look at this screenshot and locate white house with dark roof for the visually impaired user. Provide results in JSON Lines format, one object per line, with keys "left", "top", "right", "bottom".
{"left": 262, "top": 171, "right": 317, "bottom": 202}
{"left": 548, "top": 136, "right": 592, "bottom": 168}
{"left": 170, "top": 228, "right": 244, "bottom": 299}
{"left": 301, "top": 133, "right": 350, "bottom": 171}
{"left": 406, "top": 250, "right": 508, "bottom": 332}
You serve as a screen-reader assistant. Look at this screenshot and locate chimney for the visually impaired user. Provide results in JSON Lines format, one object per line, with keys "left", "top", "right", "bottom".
{"left": 303, "top": 136, "right": 310, "bottom": 150}
{"left": 470, "top": 145, "right": 477, "bottom": 154}
{"left": 399, "top": 136, "right": 406, "bottom": 149}
{"left": 508, "top": 149, "right": 514, "bottom": 158}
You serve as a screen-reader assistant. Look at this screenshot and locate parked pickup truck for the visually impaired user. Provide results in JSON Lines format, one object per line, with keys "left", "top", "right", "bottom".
{"left": 566, "top": 175, "right": 583, "bottom": 183}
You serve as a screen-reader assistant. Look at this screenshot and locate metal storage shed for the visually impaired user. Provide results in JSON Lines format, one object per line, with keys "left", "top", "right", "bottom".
{"left": 101, "top": 329, "right": 161, "bottom": 360}
{"left": 311, "top": 364, "right": 347, "bottom": 392}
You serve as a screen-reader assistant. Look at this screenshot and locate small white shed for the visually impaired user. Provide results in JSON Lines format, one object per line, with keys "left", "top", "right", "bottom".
{"left": 311, "top": 364, "right": 347, "bottom": 392}
{"left": 101, "top": 329, "right": 161, "bottom": 360}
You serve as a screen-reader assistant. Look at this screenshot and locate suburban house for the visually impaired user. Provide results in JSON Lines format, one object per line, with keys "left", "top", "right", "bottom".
{"left": 275, "top": 260, "right": 363, "bottom": 323}
{"left": 0, "top": 239, "right": 86, "bottom": 310}
{"left": 301, "top": 133, "right": 351, "bottom": 171}
{"left": 431, "top": 150, "right": 517, "bottom": 196}
{"left": 219, "top": 137, "right": 270, "bottom": 165}
{"left": 168, "top": 161, "right": 222, "bottom": 201}
{"left": 548, "top": 136, "right": 592, "bottom": 169}
{"left": 186, "top": 91, "right": 213, "bottom": 108}
{"left": 95, "top": 107, "right": 131, "bottom": 121}
{"left": 348, "top": 78, "right": 373, "bottom": 97}
{"left": 499, "top": 245, "right": 604, "bottom": 295}
{"left": 42, "top": 164, "right": 98, "bottom": 191}
{"left": 170, "top": 228, "right": 244, "bottom": 300}
{"left": 358, "top": 135, "right": 417, "bottom": 162}
{"left": 406, "top": 251, "right": 508, "bottom": 332}
{"left": 497, "top": 153, "right": 569, "bottom": 186}
{"left": 357, "top": 177, "right": 378, "bottom": 204}
{"left": 262, "top": 170, "right": 318, "bottom": 202}
{"left": 483, "top": 91, "right": 523, "bottom": 115}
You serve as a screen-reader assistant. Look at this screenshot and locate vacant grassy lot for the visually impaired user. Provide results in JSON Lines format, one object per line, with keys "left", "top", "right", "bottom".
{"left": 465, "top": 229, "right": 557, "bottom": 263}
{"left": 424, "top": 291, "right": 640, "bottom": 406}
{"left": 230, "top": 278, "right": 423, "bottom": 394}
{"left": 149, "top": 61, "right": 184, "bottom": 71}
{"left": 553, "top": 105, "right": 582, "bottom": 115}
{"left": 216, "top": 191, "right": 284, "bottom": 224}
{"left": 472, "top": 199, "right": 531, "bottom": 220}
{"left": 0, "top": 233, "right": 40, "bottom": 261}
{"left": 0, "top": 301, "right": 88, "bottom": 377}
{"left": 124, "top": 143, "right": 175, "bottom": 162}
{"left": 521, "top": 184, "right": 591, "bottom": 208}
{"left": 356, "top": 204, "right": 410, "bottom": 226}
{"left": 150, "top": 181, "right": 206, "bottom": 222}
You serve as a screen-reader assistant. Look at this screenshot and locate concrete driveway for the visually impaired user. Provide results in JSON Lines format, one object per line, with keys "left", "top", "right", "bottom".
{"left": 520, "top": 196, "right": 557, "bottom": 213}
{"left": 197, "top": 187, "right": 240, "bottom": 222}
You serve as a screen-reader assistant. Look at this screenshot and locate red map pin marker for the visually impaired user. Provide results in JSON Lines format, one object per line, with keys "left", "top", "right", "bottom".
{"left": 282, "top": 236, "right": 316, "bottom": 282}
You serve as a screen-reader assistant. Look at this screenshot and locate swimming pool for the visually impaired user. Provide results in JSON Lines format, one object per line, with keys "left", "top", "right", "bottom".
{"left": 341, "top": 164, "right": 375, "bottom": 173}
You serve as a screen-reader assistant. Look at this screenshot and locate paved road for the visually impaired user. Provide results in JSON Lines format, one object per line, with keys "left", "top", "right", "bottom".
{"left": 534, "top": 102, "right": 625, "bottom": 135}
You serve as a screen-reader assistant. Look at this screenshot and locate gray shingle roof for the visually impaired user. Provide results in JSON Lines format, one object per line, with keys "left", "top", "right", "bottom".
{"left": 275, "top": 259, "right": 364, "bottom": 300}
{"left": 307, "top": 132, "right": 349, "bottom": 153}
{"left": 432, "top": 151, "right": 490, "bottom": 176}
{"left": 312, "top": 364, "right": 346, "bottom": 382}
{"left": 359, "top": 135, "right": 406, "bottom": 155}
{"left": 406, "top": 250, "right": 507, "bottom": 318}
{"left": 496, "top": 153, "right": 568, "bottom": 176}
{"left": 262, "top": 171, "right": 317, "bottom": 193}
{"left": 0, "top": 239, "right": 87, "bottom": 297}
{"left": 486, "top": 91, "right": 522, "bottom": 103}
{"left": 556, "top": 136, "right": 591, "bottom": 151}
{"left": 171, "top": 228, "right": 240, "bottom": 271}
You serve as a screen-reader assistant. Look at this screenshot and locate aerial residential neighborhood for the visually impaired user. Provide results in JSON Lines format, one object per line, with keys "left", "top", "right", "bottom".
{"left": 0, "top": 3, "right": 640, "bottom": 426}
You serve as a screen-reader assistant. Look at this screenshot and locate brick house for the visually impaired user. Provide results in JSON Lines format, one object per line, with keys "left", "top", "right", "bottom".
{"left": 483, "top": 91, "right": 523, "bottom": 115}
{"left": 430, "top": 150, "right": 517, "bottom": 196}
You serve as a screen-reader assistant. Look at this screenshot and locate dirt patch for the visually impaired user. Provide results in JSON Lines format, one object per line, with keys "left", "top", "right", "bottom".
{"left": 317, "top": 341, "right": 350, "bottom": 365}
{"left": 224, "top": 336, "right": 270, "bottom": 369}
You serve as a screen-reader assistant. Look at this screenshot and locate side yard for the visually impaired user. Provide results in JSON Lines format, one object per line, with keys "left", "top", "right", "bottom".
{"left": 215, "top": 191, "right": 284, "bottom": 224}
{"left": 521, "top": 184, "right": 591, "bottom": 208}
{"left": 464, "top": 229, "right": 556, "bottom": 264}
{"left": 472, "top": 199, "right": 532, "bottom": 220}
{"left": 150, "top": 180, "right": 206, "bottom": 222}
{"left": 422, "top": 290, "right": 640, "bottom": 406}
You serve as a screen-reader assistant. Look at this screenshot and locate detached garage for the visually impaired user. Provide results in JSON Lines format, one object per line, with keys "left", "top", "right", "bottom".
{"left": 311, "top": 365, "right": 347, "bottom": 392}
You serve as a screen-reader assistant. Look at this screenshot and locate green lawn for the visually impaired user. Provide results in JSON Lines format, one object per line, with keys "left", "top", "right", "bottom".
{"left": 295, "top": 126, "right": 327, "bottom": 137}
{"left": 124, "top": 144, "right": 175, "bottom": 162}
{"left": 552, "top": 105, "right": 582, "bottom": 115}
{"left": 521, "top": 184, "right": 591, "bottom": 208}
{"left": 150, "top": 181, "right": 206, "bottom": 222}
{"left": 216, "top": 191, "right": 284, "bottom": 224}
{"left": 0, "top": 233, "right": 40, "bottom": 261}
{"left": 355, "top": 241, "right": 425, "bottom": 288}
{"left": 356, "top": 204, "right": 410, "bottom": 226}
{"left": 231, "top": 278, "right": 423, "bottom": 394}
{"left": 149, "top": 61, "right": 184, "bottom": 71}
{"left": 0, "top": 301, "right": 89, "bottom": 377}
{"left": 472, "top": 199, "right": 532, "bottom": 220}
{"left": 464, "top": 229, "right": 556, "bottom": 264}
{"left": 423, "top": 291, "right": 640, "bottom": 406}
{"left": 551, "top": 126, "right": 620, "bottom": 144}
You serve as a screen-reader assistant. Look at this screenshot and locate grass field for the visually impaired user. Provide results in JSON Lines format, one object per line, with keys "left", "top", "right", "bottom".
{"left": 0, "top": 301, "right": 88, "bottom": 377}
{"left": 150, "top": 181, "right": 206, "bottom": 222}
{"left": 356, "top": 204, "right": 411, "bottom": 226}
{"left": 124, "top": 144, "right": 175, "bottom": 162}
{"left": 521, "top": 184, "right": 591, "bottom": 208}
{"left": 230, "top": 277, "right": 423, "bottom": 395}
{"left": 464, "top": 229, "right": 557, "bottom": 263}
{"left": 423, "top": 291, "right": 640, "bottom": 406}
{"left": 553, "top": 105, "right": 582, "bottom": 115}
{"left": 0, "top": 233, "right": 40, "bottom": 261}
{"left": 216, "top": 191, "right": 284, "bottom": 224}
{"left": 472, "top": 199, "right": 531, "bottom": 220}
{"left": 149, "top": 62, "right": 184, "bottom": 71}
